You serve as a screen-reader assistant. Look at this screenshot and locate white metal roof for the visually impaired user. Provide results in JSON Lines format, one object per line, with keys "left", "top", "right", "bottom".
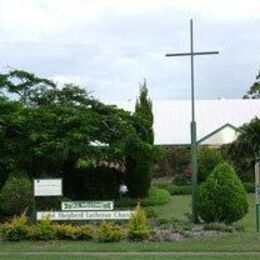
{"left": 115, "top": 99, "right": 260, "bottom": 145}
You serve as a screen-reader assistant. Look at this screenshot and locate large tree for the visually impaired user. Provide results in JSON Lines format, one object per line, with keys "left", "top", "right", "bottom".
{"left": 243, "top": 70, "right": 260, "bottom": 99}
{"left": 125, "top": 80, "right": 156, "bottom": 198}
{"left": 134, "top": 80, "right": 154, "bottom": 144}
{"left": 0, "top": 70, "right": 158, "bottom": 199}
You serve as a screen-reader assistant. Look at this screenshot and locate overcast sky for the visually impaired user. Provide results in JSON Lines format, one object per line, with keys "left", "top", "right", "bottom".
{"left": 0, "top": 0, "right": 259, "bottom": 102}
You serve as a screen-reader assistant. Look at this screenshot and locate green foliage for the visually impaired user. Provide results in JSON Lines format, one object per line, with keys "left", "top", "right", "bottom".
{"left": 116, "top": 187, "right": 171, "bottom": 208}
{"left": 125, "top": 80, "right": 156, "bottom": 198}
{"left": 0, "top": 211, "right": 28, "bottom": 241}
{"left": 144, "top": 207, "right": 158, "bottom": 218}
{"left": 36, "top": 197, "right": 69, "bottom": 211}
{"left": 203, "top": 222, "right": 240, "bottom": 233}
{"left": 153, "top": 147, "right": 190, "bottom": 183}
{"left": 64, "top": 166, "right": 118, "bottom": 200}
{"left": 221, "top": 117, "right": 260, "bottom": 181}
{"left": 32, "top": 218, "right": 56, "bottom": 241}
{"left": 0, "top": 214, "right": 94, "bottom": 241}
{"left": 134, "top": 80, "right": 154, "bottom": 144}
{"left": 243, "top": 70, "right": 260, "bottom": 99}
{"left": 97, "top": 221, "right": 121, "bottom": 242}
{"left": 197, "top": 163, "right": 248, "bottom": 224}
{"left": 0, "top": 69, "right": 160, "bottom": 203}
{"left": 128, "top": 204, "right": 150, "bottom": 241}
{"left": 243, "top": 182, "right": 255, "bottom": 193}
{"left": 78, "top": 225, "right": 94, "bottom": 240}
{"left": 0, "top": 69, "right": 56, "bottom": 106}
{"left": 154, "top": 183, "right": 191, "bottom": 195}
{"left": 198, "top": 148, "right": 223, "bottom": 183}
{"left": 0, "top": 172, "right": 33, "bottom": 216}
{"left": 125, "top": 151, "right": 153, "bottom": 198}
{"left": 54, "top": 223, "right": 94, "bottom": 241}
{"left": 142, "top": 187, "right": 171, "bottom": 206}
{"left": 55, "top": 224, "right": 81, "bottom": 240}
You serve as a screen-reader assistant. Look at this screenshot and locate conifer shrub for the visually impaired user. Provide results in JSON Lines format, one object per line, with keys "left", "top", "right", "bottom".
{"left": 197, "top": 162, "right": 248, "bottom": 224}
{"left": 78, "top": 225, "right": 94, "bottom": 240}
{"left": 0, "top": 211, "right": 29, "bottom": 241}
{"left": 31, "top": 218, "right": 56, "bottom": 240}
{"left": 97, "top": 221, "right": 121, "bottom": 242}
{"left": 128, "top": 204, "right": 150, "bottom": 241}
{"left": 198, "top": 148, "right": 223, "bottom": 183}
{"left": 55, "top": 224, "right": 81, "bottom": 240}
{"left": 0, "top": 172, "right": 33, "bottom": 216}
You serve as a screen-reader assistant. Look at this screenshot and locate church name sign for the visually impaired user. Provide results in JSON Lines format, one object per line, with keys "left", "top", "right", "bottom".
{"left": 34, "top": 178, "right": 132, "bottom": 221}
{"left": 37, "top": 210, "right": 133, "bottom": 221}
{"left": 61, "top": 201, "right": 114, "bottom": 211}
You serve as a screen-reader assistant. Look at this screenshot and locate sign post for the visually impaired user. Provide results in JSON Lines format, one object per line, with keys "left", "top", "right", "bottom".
{"left": 36, "top": 210, "right": 133, "bottom": 221}
{"left": 34, "top": 179, "right": 62, "bottom": 197}
{"left": 61, "top": 201, "right": 114, "bottom": 211}
{"left": 34, "top": 179, "right": 133, "bottom": 221}
{"left": 33, "top": 178, "right": 63, "bottom": 222}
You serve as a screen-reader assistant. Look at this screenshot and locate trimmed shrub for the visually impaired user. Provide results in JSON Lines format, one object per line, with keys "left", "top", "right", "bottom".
{"left": 116, "top": 187, "right": 171, "bottom": 208}
{"left": 97, "top": 221, "right": 121, "bottom": 242}
{"left": 198, "top": 148, "right": 223, "bottom": 183}
{"left": 154, "top": 183, "right": 191, "bottom": 195}
{"left": 141, "top": 187, "right": 171, "bottom": 206}
{"left": 0, "top": 172, "right": 33, "bottom": 216}
{"left": 0, "top": 211, "right": 28, "bottom": 241}
{"left": 197, "top": 162, "right": 248, "bottom": 224}
{"left": 128, "top": 204, "right": 150, "bottom": 241}
{"left": 168, "top": 185, "right": 191, "bottom": 195}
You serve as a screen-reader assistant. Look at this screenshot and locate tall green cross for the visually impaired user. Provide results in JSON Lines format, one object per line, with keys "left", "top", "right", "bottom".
{"left": 165, "top": 19, "right": 219, "bottom": 222}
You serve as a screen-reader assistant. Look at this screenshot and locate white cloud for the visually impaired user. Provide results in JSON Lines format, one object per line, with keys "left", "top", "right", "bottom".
{"left": 0, "top": 0, "right": 259, "bottom": 102}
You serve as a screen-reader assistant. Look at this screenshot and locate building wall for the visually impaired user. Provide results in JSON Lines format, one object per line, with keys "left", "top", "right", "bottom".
{"left": 200, "top": 126, "right": 239, "bottom": 146}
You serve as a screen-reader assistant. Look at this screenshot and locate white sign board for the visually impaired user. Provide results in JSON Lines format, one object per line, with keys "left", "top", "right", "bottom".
{"left": 62, "top": 201, "right": 114, "bottom": 211}
{"left": 34, "top": 179, "right": 62, "bottom": 197}
{"left": 37, "top": 211, "right": 133, "bottom": 220}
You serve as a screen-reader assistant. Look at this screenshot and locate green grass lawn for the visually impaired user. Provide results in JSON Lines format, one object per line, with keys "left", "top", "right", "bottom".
{"left": 0, "top": 254, "right": 260, "bottom": 260}
{"left": 156, "top": 194, "right": 256, "bottom": 232}
{"left": 0, "top": 194, "right": 259, "bottom": 259}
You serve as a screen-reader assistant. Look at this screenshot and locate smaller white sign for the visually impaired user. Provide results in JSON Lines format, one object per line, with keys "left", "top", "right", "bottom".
{"left": 34, "top": 179, "right": 62, "bottom": 197}
{"left": 62, "top": 201, "right": 114, "bottom": 211}
{"left": 37, "top": 211, "right": 133, "bottom": 220}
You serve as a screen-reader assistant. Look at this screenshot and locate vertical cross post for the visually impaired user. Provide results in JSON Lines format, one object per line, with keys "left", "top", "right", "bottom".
{"left": 165, "top": 19, "right": 219, "bottom": 223}
{"left": 255, "top": 150, "right": 260, "bottom": 232}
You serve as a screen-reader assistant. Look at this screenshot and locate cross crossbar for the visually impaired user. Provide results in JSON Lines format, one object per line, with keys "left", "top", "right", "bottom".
{"left": 165, "top": 19, "right": 219, "bottom": 224}
{"left": 166, "top": 51, "right": 219, "bottom": 57}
